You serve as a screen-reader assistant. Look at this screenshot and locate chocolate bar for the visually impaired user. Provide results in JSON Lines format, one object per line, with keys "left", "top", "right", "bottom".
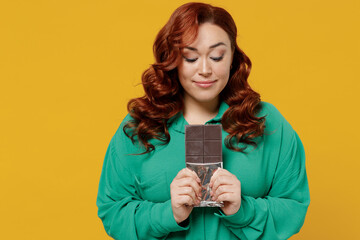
{"left": 185, "top": 124, "right": 224, "bottom": 207}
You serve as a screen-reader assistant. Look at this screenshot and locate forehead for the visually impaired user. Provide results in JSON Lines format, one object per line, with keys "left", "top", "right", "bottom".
{"left": 184, "top": 23, "right": 231, "bottom": 50}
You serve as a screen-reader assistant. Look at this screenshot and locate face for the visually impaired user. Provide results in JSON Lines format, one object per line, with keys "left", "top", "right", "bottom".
{"left": 177, "top": 22, "right": 233, "bottom": 104}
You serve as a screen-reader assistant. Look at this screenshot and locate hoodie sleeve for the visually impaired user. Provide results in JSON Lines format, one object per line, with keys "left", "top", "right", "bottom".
{"left": 214, "top": 103, "right": 310, "bottom": 240}
{"left": 96, "top": 118, "right": 188, "bottom": 240}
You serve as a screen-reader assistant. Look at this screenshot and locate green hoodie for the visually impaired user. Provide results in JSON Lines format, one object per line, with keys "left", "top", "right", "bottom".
{"left": 96, "top": 101, "right": 310, "bottom": 240}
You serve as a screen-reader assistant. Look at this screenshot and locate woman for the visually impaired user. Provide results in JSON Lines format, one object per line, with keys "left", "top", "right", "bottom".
{"left": 96, "top": 2, "right": 310, "bottom": 240}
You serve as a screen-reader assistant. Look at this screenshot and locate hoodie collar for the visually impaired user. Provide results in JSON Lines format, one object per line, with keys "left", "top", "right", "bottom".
{"left": 169, "top": 101, "right": 229, "bottom": 134}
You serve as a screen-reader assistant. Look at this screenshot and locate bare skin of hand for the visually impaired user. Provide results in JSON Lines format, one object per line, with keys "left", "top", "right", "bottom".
{"left": 209, "top": 168, "right": 241, "bottom": 216}
{"left": 170, "top": 168, "right": 202, "bottom": 224}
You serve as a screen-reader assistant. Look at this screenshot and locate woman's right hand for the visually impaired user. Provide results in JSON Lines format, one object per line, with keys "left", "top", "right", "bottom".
{"left": 170, "top": 168, "right": 202, "bottom": 224}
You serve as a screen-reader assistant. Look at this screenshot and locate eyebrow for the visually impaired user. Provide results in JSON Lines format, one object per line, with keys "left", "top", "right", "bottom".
{"left": 184, "top": 42, "right": 226, "bottom": 51}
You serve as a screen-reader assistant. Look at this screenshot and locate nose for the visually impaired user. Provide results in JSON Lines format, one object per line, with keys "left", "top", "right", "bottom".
{"left": 198, "top": 57, "right": 212, "bottom": 77}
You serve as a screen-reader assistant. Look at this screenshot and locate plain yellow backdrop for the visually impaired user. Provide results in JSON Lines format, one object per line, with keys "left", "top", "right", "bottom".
{"left": 1, "top": 0, "right": 359, "bottom": 239}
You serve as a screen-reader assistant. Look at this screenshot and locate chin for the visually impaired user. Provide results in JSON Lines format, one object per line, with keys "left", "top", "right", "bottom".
{"left": 194, "top": 96, "right": 218, "bottom": 104}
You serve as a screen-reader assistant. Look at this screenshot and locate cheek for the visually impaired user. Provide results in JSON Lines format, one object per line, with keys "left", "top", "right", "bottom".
{"left": 213, "top": 64, "right": 231, "bottom": 80}
{"left": 177, "top": 64, "right": 197, "bottom": 81}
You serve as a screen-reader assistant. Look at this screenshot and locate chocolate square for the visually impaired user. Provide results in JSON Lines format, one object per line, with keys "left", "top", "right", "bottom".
{"left": 204, "top": 125, "right": 222, "bottom": 139}
{"left": 204, "top": 140, "right": 222, "bottom": 156}
{"left": 204, "top": 156, "right": 222, "bottom": 163}
{"left": 186, "top": 140, "right": 203, "bottom": 155}
{"left": 186, "top": 155, "right": 204, "bottom": 163}
{"left": 185, "top": 125, "right": 203, "bottom": 140}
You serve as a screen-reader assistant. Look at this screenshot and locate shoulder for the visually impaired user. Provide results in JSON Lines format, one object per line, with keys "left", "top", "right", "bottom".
{"left": 109, "top": 113, "right": 143, "bottom": 155}
{"left": 113, "top": 113, "right": 134, "bottom": 140}
{"left": 256, "top": 102, "right": 299, "bottom": 156}
{"left": 257, "top": 101, "right": 294, "bottom": 134}
{"left": 257, "top": 101, "right": 285, "bottom": 124}
{"left": 256, "top": 102, "right": 303, "bottom": 163}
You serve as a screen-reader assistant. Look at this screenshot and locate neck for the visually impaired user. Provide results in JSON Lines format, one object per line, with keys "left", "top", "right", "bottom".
{"left": 182, "top": 94, "right": 220, "bottom": 125}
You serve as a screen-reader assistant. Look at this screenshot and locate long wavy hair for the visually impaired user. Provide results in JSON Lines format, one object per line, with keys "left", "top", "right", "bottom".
{"left": 123, "top": 2, "right": 266, "bottom": 155}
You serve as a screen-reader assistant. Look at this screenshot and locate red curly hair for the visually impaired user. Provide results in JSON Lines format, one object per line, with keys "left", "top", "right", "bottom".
{"left": 124, "top": 2, "right": 266, "bottom": 154}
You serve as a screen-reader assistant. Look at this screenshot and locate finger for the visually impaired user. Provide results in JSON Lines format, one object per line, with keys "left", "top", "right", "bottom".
{"left": 174, "top": 168, "right": 192, "bottom": 179}
{"left": 216, "top": 192, "right": 233, "bottom": 203}
{"left": 209, "top": 168, "right": 230, "bottom": 187}
{"left": 176, "top": 177, "right": 202, "bottom": 197}
{"left": 177, "top": 186, "right": 199, "bottom": 204}
{"left": 211, "top": 185, "right": 234, "bottom": 200}
{"left": 211, "top": 175, "right": 234, "bottom": 193}
{"left": 175, "top": 168, "right": 201, "bottom": 183}
{"left": 210, "top": 168, "right": 221, "bottom": 182}
{"left": 186, "top": 168, "right": 201, "bottom": 183}
{"left": 177, "top": 195, "right": 196, "bottom": 207}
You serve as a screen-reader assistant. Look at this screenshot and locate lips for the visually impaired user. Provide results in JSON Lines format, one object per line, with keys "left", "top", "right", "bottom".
{"left": 194, "top": 80, "right": 217, "bottom": 88}
{"left": 195, "top": 79, "right": 216, "bottom": 82}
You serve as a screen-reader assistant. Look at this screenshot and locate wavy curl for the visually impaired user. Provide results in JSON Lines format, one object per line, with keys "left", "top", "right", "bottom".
{"left": 124, "top": 2, "right": 266, "bottom": 155}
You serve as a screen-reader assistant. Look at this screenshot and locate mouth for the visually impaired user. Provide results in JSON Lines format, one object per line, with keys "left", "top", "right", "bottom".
{"left": 193, "top": 80, "right": 217, "bottom": 88}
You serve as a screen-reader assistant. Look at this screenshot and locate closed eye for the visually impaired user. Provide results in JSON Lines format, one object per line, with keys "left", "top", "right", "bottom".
{"left": 211, "top": 56, "right": 223, "bottom": 62}
{"left": 183, "top": 55, "right": 224, "bottom": 63}
{"left": 184, "top": 57, "right": 197, "bottom": 63}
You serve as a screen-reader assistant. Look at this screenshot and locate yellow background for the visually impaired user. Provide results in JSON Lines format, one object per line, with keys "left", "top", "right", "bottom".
{"left": 1, "top": 0, "right": 359, "bottom": 239}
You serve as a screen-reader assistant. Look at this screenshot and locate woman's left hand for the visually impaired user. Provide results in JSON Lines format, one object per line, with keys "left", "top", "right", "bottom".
{"left": 209, "top": 168, "right": 241, "bottom": 216}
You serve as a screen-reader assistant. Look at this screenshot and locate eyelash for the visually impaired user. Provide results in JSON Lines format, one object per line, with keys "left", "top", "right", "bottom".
{"left": 184, "top": 55, "right": 224, "bottom": 63}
